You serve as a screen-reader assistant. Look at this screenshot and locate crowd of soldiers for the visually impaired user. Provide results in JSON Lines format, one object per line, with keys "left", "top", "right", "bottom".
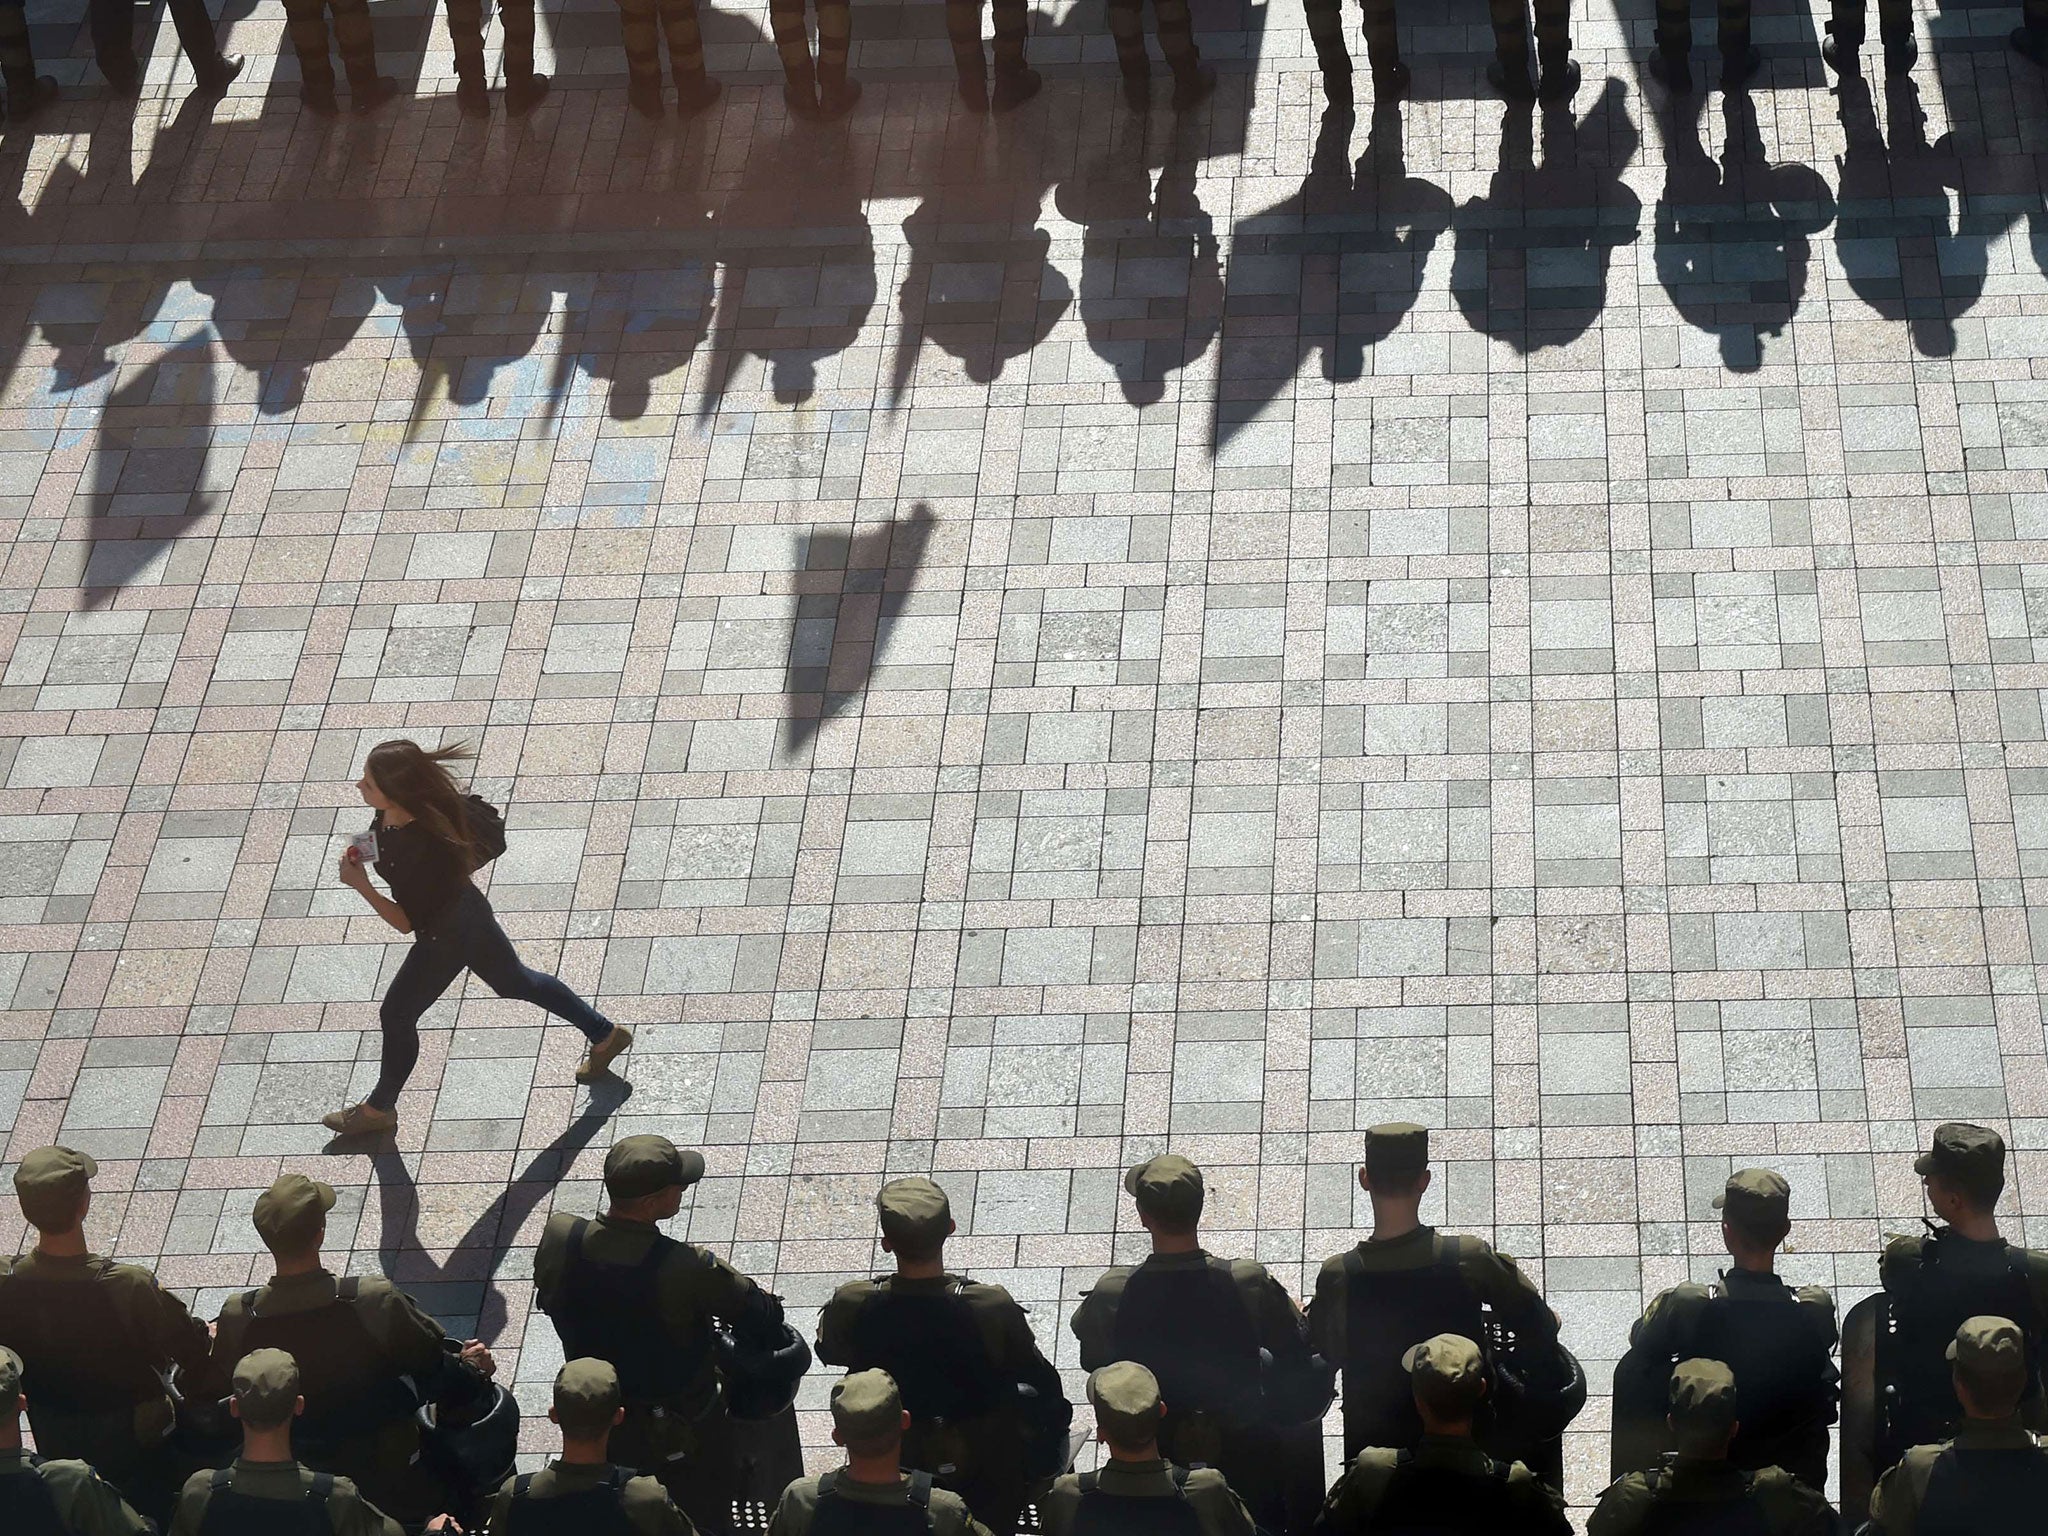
{"left": 10, "top": 0, "right": 2048, "bottom": 126}
{"left": 3, "top": 1120, "right": 2047, "bottom": 1535}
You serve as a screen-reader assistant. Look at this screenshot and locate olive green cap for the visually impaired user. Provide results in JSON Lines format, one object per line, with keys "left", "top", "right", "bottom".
{"left": 1948, "top": 1316, "right": 2027, "bottom": 1390}
{"left": 232, "top": 1348, "right": 302, "bottom": 1423}
{"left": 253, "top": 1173, "right": 335, "bottom": 1252}
{"left": 1365, "top": 1123, "right": 1429, "bottom": 1180}
{"left": 1088, "top": 1361, "right": 1165, "bottom": 1444}
{"left": 0, "top": 1344, "right": 22, "bottom": 1407}
{"left": 603, "top": 1135, "right": 706, "bottom": 1200}
{"left": 830, "top": 1369, "right": 904, "bottom": 1445}
{"left": 13, "top": 1145, "right": 95, "bottom": 1227}
{"left": 877, "top": 1176, "right": 951, "bottom": 1248}
{"left": 554, "top": 1357, "right": 624, "bottom": 1434}
{"left": 1668, "top": 1358, "right": 1739, "bottom": 1447}
{"left": 1914, "top": 1123, "right": 2006, "bottom": 1199}
{"left": 1123, "top": 1154, "right": 1204, "bottom": 1223}
{"left": 1712, "top": 1168, "right": 1790, "bottom": 1229}
{"left": 1401, "top": 1333, "right": 1486, "bottom": 1412}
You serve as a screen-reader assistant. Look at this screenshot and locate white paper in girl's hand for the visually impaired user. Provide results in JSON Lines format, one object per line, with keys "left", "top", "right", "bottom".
{"left": 349, "top": 830, "right": 379, "bottom": 865}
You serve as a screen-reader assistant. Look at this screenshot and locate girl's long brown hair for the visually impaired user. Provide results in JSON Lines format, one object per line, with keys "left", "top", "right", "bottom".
{"left": 365, "top": 739, "right": 480, "bottom": 871}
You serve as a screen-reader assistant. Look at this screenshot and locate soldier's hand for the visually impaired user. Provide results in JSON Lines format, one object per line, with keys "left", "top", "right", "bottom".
{"left": 460, "top": 1339, "right": 496, "bottom": 1377}
{"left": 425, "top": 1516, "right": 463, "bottom": 1533}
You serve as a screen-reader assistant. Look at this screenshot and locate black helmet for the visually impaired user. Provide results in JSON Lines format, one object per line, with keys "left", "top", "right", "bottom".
{"left": 716, "top": 1319, "right": 813, "bottom": 1420}
{"left": 417, "top": 1381, "right": 520, "bottom": 1497}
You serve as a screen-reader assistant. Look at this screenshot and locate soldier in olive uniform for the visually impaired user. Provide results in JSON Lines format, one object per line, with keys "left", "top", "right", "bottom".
{"left": 1302, "top": 0, "right": 1410, "bottom": 107}
{"left": 0, "top": 1147, "right": 221, "bottom": 1527}
{"left": 1825, "top": 0, "right": 1915, "bottom": 76}
{"left": 169, "top": 1350, "right": 413, "bottom": 1536}
{"left": 280, "top": 0, "right": 399, "bottom": 114}
{"left": 817, "top": 1177, "right": 1070, "bottom": 1536}
{"left": 770, "top": 1371, "right": 992, "bottom": 1536}
{"left": 444, "top": 0, "right": 549, "bottom": 116}
{"left": 946, "top": 0, "right": 1038, "bottom": 112}
{"left": 769, "top": 0, "right": 858, "bottom": 119}
{"left": 0, "top": 1346, "right": 155, "bottom": 1536}
{"left": 1041, "top": 1362, "right": 1257, "bottom": 1536}
{"left": 1876, "top": 1124, "right": 2048, "bottom": 1464}
{"left": 0, "top": 2, "right": 58, "bottom": 121}
{"left": 484, "top": 1359, "right": 694, "bottom": 1536}
{"left": 209, "top": 1174, "right": 497, "bottom": 1529}
{"left": 1588, "top": 1359, "right": 1836, "bottom": 1536}
{"left": 535, "top": 1135, "right": 786, "bottom": 1536}
{"left": 1105, "top": 0, "right": 1215, "bottom": 110}
{"left": 1867, "top": 1317, "right": 2048, "bottom": 1535}
{"left": 1309, "top": 1125, "right": 1559, "bottom": 1462}
{"left": 1484, "top": 0, "right": 1575, "bottom": 100}
{"left": 1646, "top": 0, "right": 1763, "bottom": 94}
{"left": 1612, "top": 1170, "right": 1838, "bottom": 1490}
{"left": 1313, "top": 1334, "right": 1570, "bottom": 1536}
{"left": 1071, "top": 1155, "right": 1315, "bottom": 1536}
{"left": 611, "top": 0, "right": 720, "bottom": 119}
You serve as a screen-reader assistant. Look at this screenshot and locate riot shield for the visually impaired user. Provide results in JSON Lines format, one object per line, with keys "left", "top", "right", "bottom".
{"left": 1840, "top": 1292, "right": 1883, "bottom": 1527}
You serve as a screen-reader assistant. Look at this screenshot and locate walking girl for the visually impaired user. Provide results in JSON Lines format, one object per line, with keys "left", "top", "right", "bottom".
{"left": 323, "top": 739, "right": 632, "bottom": 1136}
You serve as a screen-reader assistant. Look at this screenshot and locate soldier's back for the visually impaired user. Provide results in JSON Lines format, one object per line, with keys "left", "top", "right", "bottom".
{"left": 1, "top": 1451, "right": 154, "bottom": 1536}
{"left": 1042, "top": 1463, "right": 1248, "bottom": 1536}
{"left": 1588, "top": 1462, "right": 1832, "bottom": 1536}
{"left": 769, "top": 1471, "right": 979, "bottom": 1536}
{"left": 1317, "top": 1442, "right": 1565, "bottom": 1536}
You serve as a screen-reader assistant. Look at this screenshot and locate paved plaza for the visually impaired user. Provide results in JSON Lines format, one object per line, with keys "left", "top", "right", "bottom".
{"left": 3, "top": 0, "right": 2048, "bottom": 1507}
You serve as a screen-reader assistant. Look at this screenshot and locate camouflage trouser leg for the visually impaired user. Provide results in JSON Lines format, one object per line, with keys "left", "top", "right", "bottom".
{"left": 0, "top": 0, "right": 37, "bottom": 94}
{"left": 1153, "top": 0, "right": 1201, "bottom": 76}
{"left": 945, "top": 0, "right": 985, "bottom": 83}
{"left": 1530, "top": 0, "right": 1568, "bottom": 56}
{"left": 1653, "top": 0, "right": 1688, "bottom": 57}
{"left": 1485, "top": 0, "right": 1529, "bottom": 66}
{"left": 1359, "top": 0, "right": 1399, "bottom": 76}
{"left": 814, "top": 0, "right": 850, "bottom": 87}
{"left": 445, "top": 0, "right": 486, "bottom": 83}
{"left": 1716, "top": 0, "right": 1748, "bottom": 62}
{"left": 283, "top": 0, "right": 338, "bottom": 91}
{"left": 655, "top": 0, "right": 705, "bottom": 85}
{"left": 1830, "top": 0, "right": 1910, "bottom": 45}
{"left": 1302, "top": 0, "right": 1350, "bottom": 75}
{"left": 1105, "top": 0, "right": 1148, "bottom": 75}
{"left": 618, "top": 0, "right": 663, "bottom": 84}
{"left": 500, "top": 0, "right": 536, "bottom": 83}
{"left": 330, "top": 0, "right": 381, "bottom": 89}
{"left": 768, "top": 0, "right": 814, "bottom": 85}
{"left": 990, "top": 0, "right": 1025, "bottom": 74}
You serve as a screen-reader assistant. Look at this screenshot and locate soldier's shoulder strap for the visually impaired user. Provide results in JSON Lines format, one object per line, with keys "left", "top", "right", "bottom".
{"left": 337, "top": 1275, "right": 362, "bottom": 1303}
{"left": 512, "top": 1473, "right": 537, "bottom": 1499}
{"left": 309, "top": 1472, "right": 334, "bottom": 1502}
{"left": 209, "top": 1468, "right": 235, "bottom": 1493}
{"left": 907, "top": 1471, "right": 933, "bottom": 1510}
{"left": 819, "top": 1471, "right": 839, "bottom": 1499}
{"left": 1077, "top": 1472, "right": 1099, "bottom": 1495}
{"left": 1169, "top": 1467, "right": 1193, "bottom": 1498}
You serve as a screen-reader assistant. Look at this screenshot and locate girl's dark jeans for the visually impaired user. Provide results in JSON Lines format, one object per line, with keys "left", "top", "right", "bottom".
{"left": 368, "top": 888, "right": 612, "bottom": 1110}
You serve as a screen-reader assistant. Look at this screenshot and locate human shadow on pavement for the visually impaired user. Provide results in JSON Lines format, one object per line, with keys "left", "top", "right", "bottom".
{"left": 1835, "top": 71, "right": 1973, "bottom": 358}
{"left": 360, "top": 1076, "right": 632, "bottom": 1343}
{"left": 1450, "top": 80, "right": 1640, "bottom": 354}
{"left": 1055, "top": 104, "right": 1222, "bottom": 408}
{"left": 1651, "top": 85, "right": 1832, "bottom": 371}
{"left": 1213, "top": 100, "right": 1453, "bottom": 454}
{"left": 781, "top": 502, "right": 937, "bottom": 758}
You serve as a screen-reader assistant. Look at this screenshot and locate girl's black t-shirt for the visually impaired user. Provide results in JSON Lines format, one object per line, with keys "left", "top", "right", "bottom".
{"left": 370, "top": 811, "right": 476, "bottom": 936}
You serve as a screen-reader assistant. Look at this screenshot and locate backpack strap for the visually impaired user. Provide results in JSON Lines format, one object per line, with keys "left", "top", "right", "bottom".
{"left": 1169, "top": 1467, "right": 1193, "bottom": 1499}
{"left": 1078, "top": 1471, "right": 1098, "bottom": 1494}
{"left": 819, "top": 1471, "right": 838, "bottom": 1500}
{"left": 337, "top": 1276, "right": 361, "bottom": 1303}
{"left": 607, "top": 1466, "right": 632, "bottom": 1492}
{"left": 567, "top": 1217, "right": 590, "bottom": 1266}
{"left": 513, "top": 1473, "right": 536, "bottom": 1499}
{"left": 1342, "top": 1247, "right": 1366, "bottom": 1283}
{"left": 210, "top": 1469, "right": 234, "bottom": 1493}
{"left": 907, "top": 1471, "right": 932, "bottom": 1510}
{"left": 309, "top": 1473, "right": 334, "bottom": 1502}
